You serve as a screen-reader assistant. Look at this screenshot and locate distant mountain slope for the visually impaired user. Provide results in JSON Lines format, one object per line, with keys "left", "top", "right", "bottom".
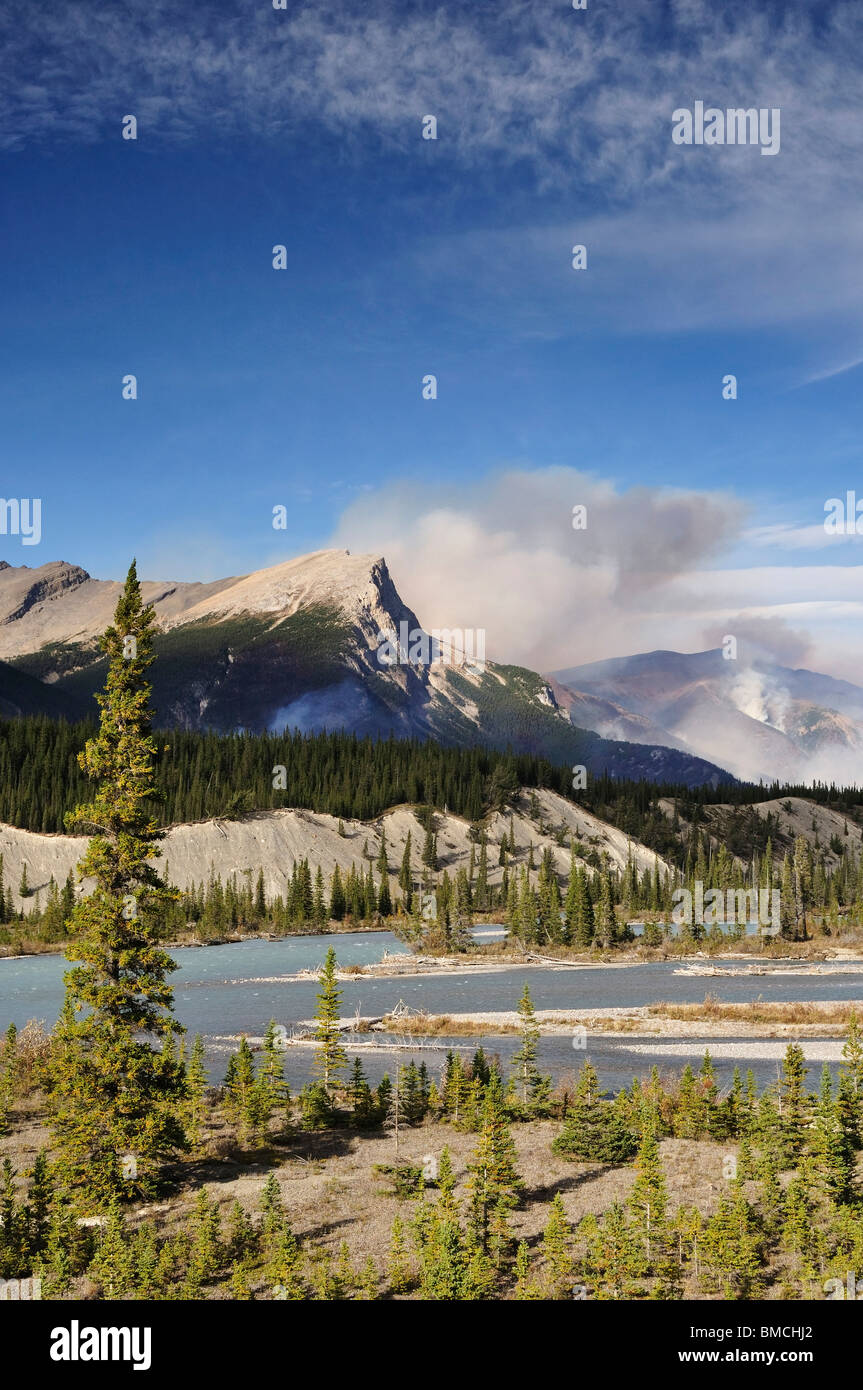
{"left": 551, "top": 649, "right": 863, "bottom": 785}
{"left": 0, "top": 553, "right": 732, "bottom": 787}
{"left": 0, "top": 657, "right": 85, "bottom": 720}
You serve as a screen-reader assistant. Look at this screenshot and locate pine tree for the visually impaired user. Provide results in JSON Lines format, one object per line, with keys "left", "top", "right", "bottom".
{"left": 781, "top": 1168, "right": 816, "bottom": 1276}
{"left": 24, "top": 1149, "right": 54, "bottom": 1258}
{"left": 377, "top": 872, "right": 392, "bottom": 917}
{"left": 0, "top": 1024, "right": 16, "bottom": 1137}
{"left": 90, "top": 1199, "right": 133, "bottom": 1298}
{"left": 541, "top": 1191, "right": 574, "bottom": 1297}
{"left": 226, "top": 1199, "right": 256, "bottom": 1263}
{"left": 466, "top": 1090, "right": 523, "bottom": 1264}
{"left": 357, "top": 1255, "right": 378, "bottom": 1300}
{"left": 422, "top": 824, "right": 438, "bottom": 872}
{"left": 187, "top": 1188, "right": 222, "bottom": 1288}
{"left": 514, "top": 1239, "right": 541, "bottom": 1300}
{"left": 267, "top": 1220, "right": 304, "bottom": 1298}
{"left": 313, "top": 947, "right": 347, "bottom": 1091}
{"left": 418, "top": 1201, "right": 473, "bottom": 1301}
{"left": 377, "top": 825, "right": 389, "bottom": 877}
{"left": 780, "top": 1042, "right": 810, "bottom": 1162}
{"left": 347, "top": 1056, "right": 374, "bottom": 1126}
{"left": 398, "top": 832, "right": 413, "bottom": 899}
{"left": 333, "top": 1240, "right": 356, "bottom": 1298}
{"left": 628, "top": 1126, "right": 667, "bottom": 1264}
{"left": 329, "top": 864, "right": 346, "bottom": 921}
{"left": 185, "top": 1034, "right": 208, "bottom": 1150}
{"left": 259, "top": 1173, "right": 285, "bottom": 1238}
{"left": 572, "top": 868, "right": 595, "bottom": 948}
{"left": 674, "top": 1064, "right": 703, "bottom": 1139}
{"left": 48, "top": 562, "right": 187, "bottom": 1203}
{"left": 261, "top": 1020, "right": 289, "bottom": 1117}
{"left": 224, "top": 1037, "right": 256, "bottom": 1140}
{"left": 475, "top": 835, "right": 489, "bottom": 910}
{"left": 553, "top": 1096, "right": 637, "bottom": 1163}
{"left": 811, "top": 1064, "right": 853, "bottom": 1204}
{"left": 441, "top": 1051, "right": 469, "bottom": 1126}
{"left": 580, "top": 1202, "right": 647, "bottom": 1299}
{"left": 508, "top": 982, "right": 549, "bottom": 1113}
{"left": 386, "top": 1213, "right": 411, "bottom": 1293}
{"left": 596, "top": 871, "right": 618, "bottom": 948}
{"left": 312, "top": 868, "right": 327, "bottom": 929}
{"left": 702, "top": 1187, "right": 761, "bottom": 1298}
{"left": 230, "top": 1260, "right": 252, "bottom": 1299}
{"left": 840, "top": 1011, "right": 863, "bottom": 1145}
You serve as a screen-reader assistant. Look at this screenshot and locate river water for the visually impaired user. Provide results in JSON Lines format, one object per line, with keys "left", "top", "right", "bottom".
{"left": 2, "top": 930, "right": 860, "bottom": 1095}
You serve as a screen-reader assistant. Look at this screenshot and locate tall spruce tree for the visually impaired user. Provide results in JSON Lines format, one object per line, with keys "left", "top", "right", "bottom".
{"left": 508, "top": 983, "right": 549, "bottom": 1112}
{"left": 466, "top": 1088, "right": 523, "bottom": 1263}
{"left": 313, "top": 947, "right": 348, "bottom": 1091}
{"left": 48, "top": 562, "right": 187, "bottom": 1203}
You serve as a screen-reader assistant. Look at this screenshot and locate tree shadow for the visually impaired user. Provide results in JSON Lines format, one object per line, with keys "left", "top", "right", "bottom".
{"left": 527, "top": 1163, "right": 620, "bottom": 1203}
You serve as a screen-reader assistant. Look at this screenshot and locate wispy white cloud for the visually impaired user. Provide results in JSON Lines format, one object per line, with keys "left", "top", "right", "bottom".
{"left": 744, "top": 521, "right": 845, "bottom": 550}
{"left": 1, "top": 2, "right": 860, "bottom": 189}
{"left": 797, "top": 354, "right": 863, "bottom": 387}
{"left": 5, "top": 1, "right": 863, "bottom": 350}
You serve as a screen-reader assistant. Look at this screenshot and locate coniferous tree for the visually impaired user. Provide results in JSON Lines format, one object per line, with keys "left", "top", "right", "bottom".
{"left": 185, "top": 1034, "right": 208, "bottom": 1150}
{"left": 541, "top": 1191, "right": 574, "bottom": 1297}
{"left": 811, "top": 1064, "right": 853, "bottom": 1204}
{"left": 840, "top": 1012, "right": 863, "bottom": 1145}
{"left": 466, "top": 1088, "right": 523, "bottom": 1264}
{"left": 508, "top": 983, "right": 550, "bottom": 1113}
{"left": 313, "top": 948, "right": 347, "bottom": 1091}
{"left": 553, "top": 1093, "right": 637, "bottom": 1163}
{"left": 329, "top": 866, "right": 346, "bottom": 922}
{"left": 701, "top": 1186, "right": 761, "bottom": 1299}
{"left": 628, "top": 1126, "right": 667, "bottom": 1264}
{"left": 398, "top": 832, "right": 413, "bottom": 900}
{"left": 780, "top": 1042, "right": 810, "bottom": 1162}
{"left": 48, "top": 562, "right": 187, "bottom": 1203}
{"left": 386, "top": 1213, "right": 411, "bottom": 1294}
{"left": 312, "top": 868, "right": 327, "bottom": 929}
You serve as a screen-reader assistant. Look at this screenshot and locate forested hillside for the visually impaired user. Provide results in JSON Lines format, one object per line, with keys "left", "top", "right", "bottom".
{"left": 0, "top": 714, "right": 860, "bottom": 839}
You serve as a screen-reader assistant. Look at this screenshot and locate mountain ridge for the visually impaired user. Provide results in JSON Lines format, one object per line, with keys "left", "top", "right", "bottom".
{"left": 551, "top": 647, "right": 863, "bottom": 784}
{"left": 0, "top": 552, "right": 733, "bottom": 788}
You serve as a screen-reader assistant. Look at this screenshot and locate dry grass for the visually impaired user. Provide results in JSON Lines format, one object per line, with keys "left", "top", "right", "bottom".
{"left": 383, "top": 1012, "right": 519, "bottom": 1036}
{"left": 648, "top": 994, "right": 862, "bottom": 1025}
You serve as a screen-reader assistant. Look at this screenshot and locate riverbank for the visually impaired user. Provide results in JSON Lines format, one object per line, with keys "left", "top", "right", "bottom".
{"left": 5, "top": 933, "right": 863, "bottom": 979}
{"left": 0, "top": 922, "right": 396, "bottom": 961}
{"left": 216, "top": 997, "right": 863, "bottom": 1045}
{"left": 378, "top": 998, "right": 863, "bottom": 1040}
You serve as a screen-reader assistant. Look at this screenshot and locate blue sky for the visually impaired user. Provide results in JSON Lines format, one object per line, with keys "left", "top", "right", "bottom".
{"left": 2, "top": 0, "right": 863, "bottom": 676}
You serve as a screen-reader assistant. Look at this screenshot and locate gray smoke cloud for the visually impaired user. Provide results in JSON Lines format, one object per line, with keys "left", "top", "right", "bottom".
{"left": 700, "top": 614, "right": 814, "bottom": 670}
{"left": 331, "top": 465, "right": 747, "bottom": 670}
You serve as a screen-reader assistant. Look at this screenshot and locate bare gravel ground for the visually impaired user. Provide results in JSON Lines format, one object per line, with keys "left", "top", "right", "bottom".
{"left": 6, "top": 1095, "right": 860, "bottom": 1299}
{"left": 0, "top": 1103, "right": 761, "bottom": 1283}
